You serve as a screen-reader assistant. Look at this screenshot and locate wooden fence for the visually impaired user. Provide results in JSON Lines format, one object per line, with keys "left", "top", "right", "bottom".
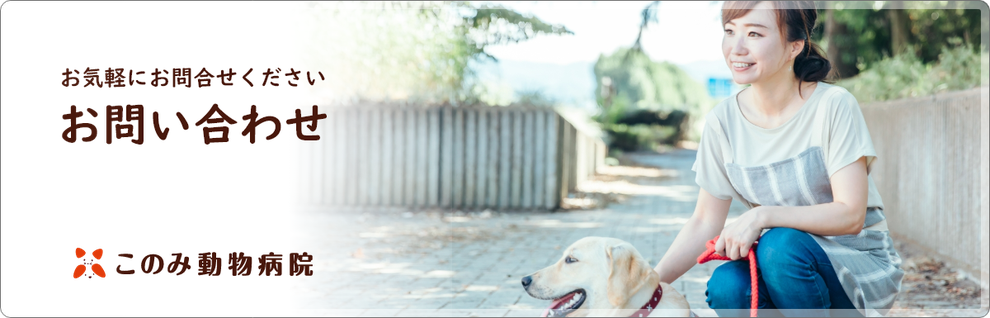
{"left": 297, "top": 104, "right": 606, "bottom": 211}
{"left": 859, "top": 87, "right": 989, "bottom": 286}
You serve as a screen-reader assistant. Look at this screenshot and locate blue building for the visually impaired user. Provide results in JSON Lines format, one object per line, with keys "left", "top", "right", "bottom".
{"left": 707, "top": 77, "right": 734, "bottom": 98}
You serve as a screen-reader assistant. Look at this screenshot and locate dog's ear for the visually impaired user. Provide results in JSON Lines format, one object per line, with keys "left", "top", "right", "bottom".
{"left": 606, "top": 242, "right": 650, "bottom": 308}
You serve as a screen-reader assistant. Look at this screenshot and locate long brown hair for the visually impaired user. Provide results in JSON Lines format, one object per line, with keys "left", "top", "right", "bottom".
{"left": 722, "top": 1, "right": 833, "bottom": 96}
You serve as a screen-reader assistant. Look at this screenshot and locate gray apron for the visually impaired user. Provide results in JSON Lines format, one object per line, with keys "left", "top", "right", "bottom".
{"left": 712, "top": 93, "right": 904, "bottom": 316}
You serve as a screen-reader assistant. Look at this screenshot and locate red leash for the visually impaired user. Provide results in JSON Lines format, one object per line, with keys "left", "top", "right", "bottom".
{"left": 697, "top": 236, "right": 758, "bottom": 317}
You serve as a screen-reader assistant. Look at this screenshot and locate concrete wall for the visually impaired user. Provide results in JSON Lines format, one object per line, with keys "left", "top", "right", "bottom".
{"left": 298, "top": 104, "right": 606, "bottom": 211}
{"left": 983, "top": 87, "right": 989, "bottom": 288}
{"left": 859, "top": 87, "right": 989, "bottom": 287}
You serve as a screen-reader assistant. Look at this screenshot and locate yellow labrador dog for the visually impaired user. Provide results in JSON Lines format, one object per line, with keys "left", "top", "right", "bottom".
{"left": 522, "top": 237, "right": 690, "bottom": 317}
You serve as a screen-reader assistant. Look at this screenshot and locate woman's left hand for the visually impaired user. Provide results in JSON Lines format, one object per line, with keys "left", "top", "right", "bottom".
{"left": 714, "top": 207, "right": 766, "bottom": 260}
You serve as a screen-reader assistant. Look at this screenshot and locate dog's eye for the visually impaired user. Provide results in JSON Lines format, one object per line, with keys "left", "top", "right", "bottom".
{"left": 565, "top": 256, "right": 578, "bottom": 264}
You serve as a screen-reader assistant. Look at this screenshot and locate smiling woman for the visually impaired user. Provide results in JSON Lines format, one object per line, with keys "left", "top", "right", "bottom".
{"left": 653, "top": 1, "right": 904, "bottom": 317}
{"left": 721, "top": 1, "right": 832, "bottom": 98}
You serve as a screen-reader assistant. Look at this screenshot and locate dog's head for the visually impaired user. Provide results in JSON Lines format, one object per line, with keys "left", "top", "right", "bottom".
{"left": 522, "top": 237, "right": 657, "bottom": 317}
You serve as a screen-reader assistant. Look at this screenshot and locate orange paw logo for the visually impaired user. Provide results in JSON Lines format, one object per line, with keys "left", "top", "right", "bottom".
{"left": 74, "top": 248, "right": 105, "bottom": 279}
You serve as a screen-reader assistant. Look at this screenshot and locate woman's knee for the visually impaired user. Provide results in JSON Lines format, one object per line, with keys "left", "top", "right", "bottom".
{"left": 756, "top": 228, "right": 820, "bottom": 266}
{"left": 755, "top": 227, "right": 831, "bottom": 285}
{"left": 706, "top": 261, "right": 753, "bottom": 309}
{"left": 758, "top": 228, "right": 814, "bottom": 248}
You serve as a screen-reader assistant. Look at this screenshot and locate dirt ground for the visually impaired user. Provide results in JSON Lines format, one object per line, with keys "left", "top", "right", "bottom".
{"left": 889, "top": 239, "right": 988, "bottom": 316}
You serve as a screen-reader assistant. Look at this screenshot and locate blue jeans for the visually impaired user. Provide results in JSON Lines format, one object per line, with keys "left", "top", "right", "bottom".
{"left": 705, "top": 228, "right": 861, "bottom": 317}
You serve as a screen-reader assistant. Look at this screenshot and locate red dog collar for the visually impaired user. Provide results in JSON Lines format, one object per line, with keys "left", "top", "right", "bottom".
{"left": 629, "top": 283, "right": 663, "bottom": 317}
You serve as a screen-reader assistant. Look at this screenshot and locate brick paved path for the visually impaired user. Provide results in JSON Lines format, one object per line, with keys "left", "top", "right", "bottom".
{"left": 286, "top": 149, "right": 987, "bottom": 317}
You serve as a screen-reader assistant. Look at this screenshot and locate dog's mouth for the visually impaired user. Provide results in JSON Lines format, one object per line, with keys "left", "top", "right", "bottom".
{"left": 542, "top": 289, "right": 586, "bottom": 317}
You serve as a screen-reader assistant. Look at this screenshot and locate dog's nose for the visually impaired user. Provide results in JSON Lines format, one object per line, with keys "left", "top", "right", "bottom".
{"left": 521, "top": 276, "right": 532, "bottom": 288}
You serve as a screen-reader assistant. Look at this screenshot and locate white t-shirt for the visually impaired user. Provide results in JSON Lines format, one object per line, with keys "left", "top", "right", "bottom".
{"left": 691, "top": 82, "right": 903, "bottom": 314}
{"left": 692, "top": 82, "right": 884, "bottom": 210}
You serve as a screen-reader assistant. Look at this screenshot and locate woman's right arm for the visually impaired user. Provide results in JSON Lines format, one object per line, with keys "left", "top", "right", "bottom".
{"left": 653, "top": 187, "right": 732, "bottom": 284}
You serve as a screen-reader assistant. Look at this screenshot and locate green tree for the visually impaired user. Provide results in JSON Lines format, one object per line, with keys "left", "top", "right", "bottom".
{"left": 836, "top": 40, "right": 988, "bottom": 102}
{"left": 818, "top": 1, "right": 984, "bottom": 79}
{"left": 644, "top": 1, "right": 984, "bottom": 80}
{"left": 302, "top": 1, "right": 571, "bottom": 103}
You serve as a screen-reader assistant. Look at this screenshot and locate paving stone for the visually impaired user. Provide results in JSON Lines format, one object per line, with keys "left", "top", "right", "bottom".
{"left": 503, "top": 309, "right": 544, "bottom": 317}
{"left": 360, "top": 308, "right": 406, "bottom": 317}
{"left": 286, "top": 150, "right": 982, "bottom": 317}
{"left": 318, "top": 309, "right": 368, "bottom": 317}
{"left": 478, "top": 295, "right": 522, "bottom": 309}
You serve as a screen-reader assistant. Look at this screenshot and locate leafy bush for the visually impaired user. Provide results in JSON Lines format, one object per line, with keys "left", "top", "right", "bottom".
{"left": 603, "top": 124, "right": 678, "bottom": 152}
{"left": 594, "top": 48, "right": 711, "bottom": 113}
{"left": 596, "top": 94, "right": 683, "bottom": 151}
{"left": 837, "top": 40, "right": 988, "bottom": 103}
{"left": 593, "top": 47, "right": 714, "bottom": 148}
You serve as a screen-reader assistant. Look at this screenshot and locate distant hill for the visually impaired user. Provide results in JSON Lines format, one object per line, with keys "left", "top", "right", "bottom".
{"left": 471, "top": 59, "right": 598, "bottom": 109}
